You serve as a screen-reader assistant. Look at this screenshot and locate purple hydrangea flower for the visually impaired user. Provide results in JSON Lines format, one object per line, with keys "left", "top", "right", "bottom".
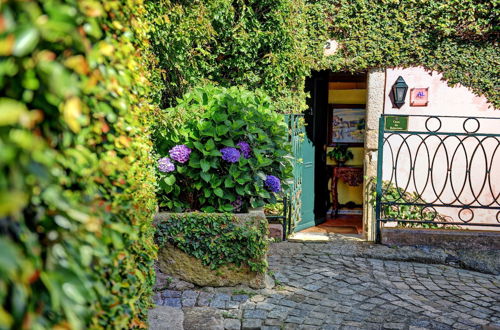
{"left": 169, "top": 145, "right": 191, "bottom": 163}
{"left": 231, "top": 196, "right": 243, "bottom": 212}
{"left": 264, "top": 175, "right": 281, "bottom": 193}
{"left": 236, "top": 141, "right": 252, "bottom": 159}
{"left": 158, "top": 157, "right": 175, "bottom": 173}
{"left": 220, "top": 147, "right": 241, "bottom": 163}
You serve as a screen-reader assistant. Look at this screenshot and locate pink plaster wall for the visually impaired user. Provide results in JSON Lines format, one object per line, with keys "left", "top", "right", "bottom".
{"left": 384, "top": 67, "right": 498, "bottom": 115}
{"left": 381, "top": 67, "right": 499, "bottom": 230}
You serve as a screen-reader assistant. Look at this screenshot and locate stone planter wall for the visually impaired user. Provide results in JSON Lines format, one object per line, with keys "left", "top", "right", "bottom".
{"left": 154, "top": 209, "right": 268, "bottom": 289}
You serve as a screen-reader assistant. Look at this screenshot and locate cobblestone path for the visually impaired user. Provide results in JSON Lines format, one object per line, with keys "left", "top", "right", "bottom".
{"left": 152, "top": 241, "right": 500, "bottom": 330}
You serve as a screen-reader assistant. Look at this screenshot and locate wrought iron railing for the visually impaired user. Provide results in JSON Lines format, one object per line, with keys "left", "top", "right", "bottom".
{"left": 375, "top": 114, "right": 500, "bottom": 239}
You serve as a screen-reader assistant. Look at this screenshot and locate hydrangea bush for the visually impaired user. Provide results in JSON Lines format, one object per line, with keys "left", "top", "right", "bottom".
{"left": 154, "top": 85, "right": 292, "bottom": 212}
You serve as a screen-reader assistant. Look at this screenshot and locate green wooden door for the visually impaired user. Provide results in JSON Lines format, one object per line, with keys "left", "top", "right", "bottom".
{"left": 295, "top": 133, "right": 315, "bottom": 232}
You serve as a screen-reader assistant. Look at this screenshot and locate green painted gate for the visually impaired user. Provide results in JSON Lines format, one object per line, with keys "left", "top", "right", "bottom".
{"left": 285, "top": 114, "right": 316, "bottom": 234}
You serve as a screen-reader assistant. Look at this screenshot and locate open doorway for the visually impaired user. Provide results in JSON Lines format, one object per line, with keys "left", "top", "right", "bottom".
{"left": 298, "top": 71, "right": 367, "bottom": 235}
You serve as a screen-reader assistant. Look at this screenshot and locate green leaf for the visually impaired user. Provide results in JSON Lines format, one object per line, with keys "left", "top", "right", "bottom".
{"left": 189, "top": 153, "right": 200, "bottom": 168}
{"left": 216, "top": 125, "right": 230, "bottom": 136}
{"left": 214, "top": 188, "right": 224, "bottom": 197}
{"left": 205, "top": 139, "right": 216, "bottom": 151}
{"left": 221, "top": 204, "right": 234, "bottom": 212}
{"left": 193, "top": 141, "right": 204, "bottom": 151}
{"left": 164, "top": 175, "right": 176, "bottom": 186}
{"left": 200, "top": 172, "right": 211, "bottom": 182}
{"left": 201, "top": 206, "right": 216, "bottom": 212}
{"left": 209, "top": 149, "right": 222, "bottom": 157}
{"left": 0, "top": 98, "right": 28, "bottom": 126}
{"left": 224, "top": 177, "right": 235, "bottom": 188}
{"left": 213, "top": 112, "right": 228, "bottom": 122}
{"left": 231, "top": 120, "right": 246, "bottom": 130}
{"left": 13, "top": 27, "right": 40, "bottom": 57}
{"left": 200, "top": 159, "right": 211, "bottom": 172}
{"left": 221, "top": 139, "right": 235, "bottom": 147}
{"left": 235, "top": 186, "right": 245, "bottom": 195}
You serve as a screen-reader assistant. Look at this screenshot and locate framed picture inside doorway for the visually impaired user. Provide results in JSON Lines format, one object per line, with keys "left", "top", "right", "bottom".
{"left": 328, "top": 105, "right": 366, "bottom": 145}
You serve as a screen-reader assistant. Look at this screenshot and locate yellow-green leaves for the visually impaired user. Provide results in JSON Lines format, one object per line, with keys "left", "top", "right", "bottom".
{"left": 0, "top": 0, "right": 159, "bottom": 328}
{"left": 62, "top": 97, "right": 83, "bottom": 133}
{"left": 0, "top": 98, "right": 28, "bottom": 126}
{"left": 0, "top": 191, "right": 28, "bottom": 216}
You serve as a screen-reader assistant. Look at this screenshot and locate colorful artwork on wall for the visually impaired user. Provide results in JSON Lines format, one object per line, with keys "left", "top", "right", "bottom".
{"left": 329, "top": 107, "right": 366, "bottom": 145}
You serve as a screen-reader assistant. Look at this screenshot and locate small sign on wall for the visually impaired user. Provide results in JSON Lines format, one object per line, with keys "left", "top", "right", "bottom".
{"left": 385, "top": 115, "right": 409, "bottom": 131}
{"left": 410, "top": 88, "right": 429, "bottom": 106}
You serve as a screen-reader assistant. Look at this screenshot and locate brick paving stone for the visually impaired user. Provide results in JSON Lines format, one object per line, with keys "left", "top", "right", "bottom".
{"left": 162, "top": 290, "right": 181, "bottom": 298}
{"left": 264, "top": 318, "right": 282, "bottom": 326}
{"left": 226, "top": 300, "right": 240, "bottom": 309}
{"left": 286, "top": 316, "right": 304, "bottom": 324}
{"left": 240, "top": 301, "right": 256, "bottom": 310}
{"left": 303, "top": 317, "right": 323, "bottom": 326}
{"left": 181, "top": 298, "right": 196, "bottom": 307}
{"left": 288, "top": 308, "right": 309, "bottom": 317}
{"left": 215, "top": 293, "right": 231, "bottom": 301}
{"left": 255, "top": 302, "right": 275, "bottom": 311}
{"left": 241, "top": 318, "right": 262, "bottom": 330}
{"left": 163, "top": 298, "right": 181, "bottom": 307}
{"left": 232, "top": 294, "right": 249, "bottom": 302}
{"left": 224, "top": 318, "right": 241, "bottom": 330}
{"left": 223, "top": 309, "right": 242, "bottom": 319}
{"left": 243, "top": 309, "right": 267, "bottom": 319}
{"left": 182, "top": 290, "right": 199, "bottom": 299}
{"left": 210, "top": 299, "right": 227, "bottom": 309}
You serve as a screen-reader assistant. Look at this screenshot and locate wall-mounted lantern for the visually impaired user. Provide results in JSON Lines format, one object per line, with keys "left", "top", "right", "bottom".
{"left": 392, "top": 76, "right": 408, "bottom": 108}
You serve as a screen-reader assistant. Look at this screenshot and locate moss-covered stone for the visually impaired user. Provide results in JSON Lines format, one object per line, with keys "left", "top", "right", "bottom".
{"left": 155, "top": 209, "right": 268, "bottom": 288}
{"left": 157, "top": 243, "right": 266, "bottom": 288}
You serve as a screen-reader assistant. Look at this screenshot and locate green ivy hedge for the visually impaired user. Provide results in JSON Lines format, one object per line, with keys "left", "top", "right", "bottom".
{"left": 0, "top": 1, "right": 159, "bottom": 328}
{"left": 147, "top": 0, "right": 313, "bottom": 113}
{"left": 155, "top": 213, "right": 268, "bottom": 273}
{"left": 148, "top": 0, "right": 498, "bottom": 111}
{"left": 308, "top": 0, "right": 499, "bottom": 107}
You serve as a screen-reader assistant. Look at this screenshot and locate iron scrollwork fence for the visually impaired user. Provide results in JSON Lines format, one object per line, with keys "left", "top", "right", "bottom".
{"left": 375, "top": 114, "right": 500, "bottom": 240}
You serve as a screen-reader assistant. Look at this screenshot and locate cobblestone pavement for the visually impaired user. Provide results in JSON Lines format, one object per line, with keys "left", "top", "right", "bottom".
{"left": 152, "top": 240, "right": 500, "bottom": 329}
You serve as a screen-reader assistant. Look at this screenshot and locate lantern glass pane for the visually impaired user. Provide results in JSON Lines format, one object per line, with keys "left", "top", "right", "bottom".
{"left": 396, "top": 87, "right": 405, "bottom": 101}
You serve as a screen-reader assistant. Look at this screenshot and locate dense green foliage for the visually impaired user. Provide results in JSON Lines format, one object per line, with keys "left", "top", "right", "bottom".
{"left": 154, "top": 85, "right": 292, "bottom": 212}
{"left": 0, "top": 1, "right": 159, "bottom": 328}
{"left": 309, "top": 0, "right": 499, "bottom": 107}
{"left": 148, "top": 0, "right": 498, "bottom": 111}
{"left": 147, "top": 0, "right": 313, "bottom": 113}
{"left": 370, "top": 181, "right": 453, "bottom": 229}
{"left": 155, "top": 213, "right": 268, "bottom": 272}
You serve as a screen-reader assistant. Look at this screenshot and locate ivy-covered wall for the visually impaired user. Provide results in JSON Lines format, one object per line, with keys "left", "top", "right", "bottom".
{"left": 147, "top": 0, "right": 315, "bottom": 113}
{"left": 0, "top": 1, "right": 159, "bottom": 328}
{"left": 308, "top": 0, "right": 499, "bottom": 107}
{"left": 149, "top": 0, "right": 498, "bottom": 112}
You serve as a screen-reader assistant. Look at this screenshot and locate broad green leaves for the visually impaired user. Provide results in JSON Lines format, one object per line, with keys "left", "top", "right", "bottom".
{"left": 154, "top": 85, "right": 292, "bottom": 213}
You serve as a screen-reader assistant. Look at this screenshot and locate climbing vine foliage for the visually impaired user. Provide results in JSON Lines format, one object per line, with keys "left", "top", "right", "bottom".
{"left": 149, "top": 0, "right": 498, "bottom": 111}
{"left": 155, "top": 213, "right": 269, "bottom": 273}
{"left": 147, "top": 0, "right": 313, "bottom": 113}
{"left": 308, "top": 0, "right": 499, "bottom": 107}
{"left": 0, "top": 1, "right": 159, "bottom": 328}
